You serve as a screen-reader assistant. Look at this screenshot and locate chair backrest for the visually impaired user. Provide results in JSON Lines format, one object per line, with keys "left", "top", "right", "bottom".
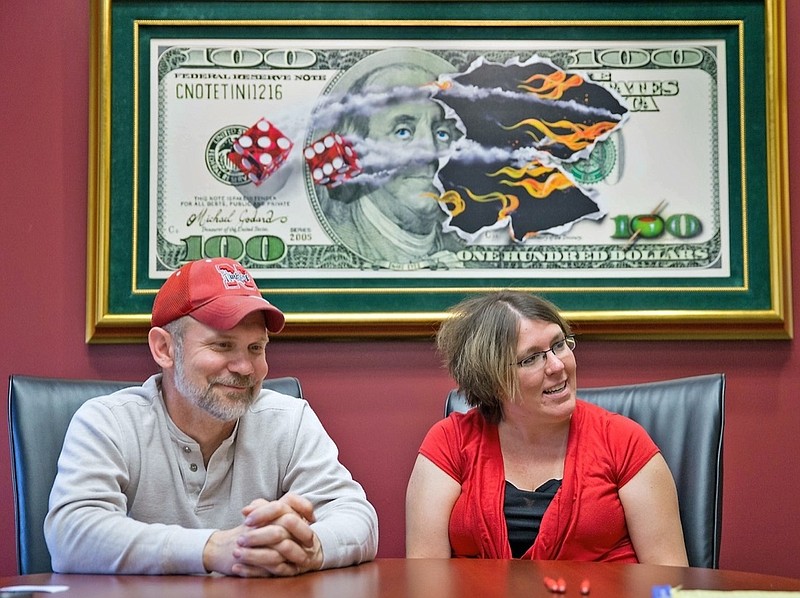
{"left": 444, "top": 373, "right": 725, "bottom": 569}
{"left": 7, "top": 374, "right": 303, "bottom": 575}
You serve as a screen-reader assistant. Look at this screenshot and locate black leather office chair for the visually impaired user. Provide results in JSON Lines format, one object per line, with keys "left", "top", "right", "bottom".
{"left": 444, "top": 373, "right": 725, "bottom": 569}
{"left": 7, "top": 374, "right": 303, "bottom": 575}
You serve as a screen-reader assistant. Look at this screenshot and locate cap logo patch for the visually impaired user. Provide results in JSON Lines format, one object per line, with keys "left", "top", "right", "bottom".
{"left": 215, "top": 263, "right": 255, "bottom": 290}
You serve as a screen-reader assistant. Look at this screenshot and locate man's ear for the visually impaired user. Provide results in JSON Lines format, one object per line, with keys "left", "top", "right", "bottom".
{"left": 148, "top": 326, "right": 175, "bottom": 368}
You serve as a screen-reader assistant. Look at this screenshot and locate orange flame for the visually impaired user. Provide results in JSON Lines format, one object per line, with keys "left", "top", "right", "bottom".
{"left": 500, "top": 171, "right": 573, "bottom": 198}
{"left": 489, "top": 164, "right": 553, "bottom": 180}
{"left": 503, "top": 118, "right": 617, "bottom": 151}
{"left": 463, "top": 188, "right": 520, "bottom": 221}
{"left": 518, "top": 70, "right": 585, "bottom": 100}
{"left": 429, "top": 190, "right": 466, "bottom": 216}
{"left": 434, "top": 80, "right": 453, "bottom": 91}
{"left": 488, "top": 163, "right": 573, "bottom": 199}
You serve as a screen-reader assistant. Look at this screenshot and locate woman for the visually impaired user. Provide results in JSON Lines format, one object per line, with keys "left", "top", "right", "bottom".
{"left": 405, "top": 290, "right": 687, "bottom": 564}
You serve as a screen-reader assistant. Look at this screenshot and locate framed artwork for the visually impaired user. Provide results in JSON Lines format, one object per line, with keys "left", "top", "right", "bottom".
{"left": 86, "top": 0, "right": 791, "bottom": 341}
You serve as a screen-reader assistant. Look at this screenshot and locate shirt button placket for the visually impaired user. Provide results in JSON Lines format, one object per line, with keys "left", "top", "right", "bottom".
{"left": 183, "top": 446, "right": 199, "bottom": 473}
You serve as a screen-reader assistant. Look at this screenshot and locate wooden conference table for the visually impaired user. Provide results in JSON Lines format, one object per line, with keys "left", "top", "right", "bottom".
{"left": 3, "top": 559, "right": 800, "bottom": 598}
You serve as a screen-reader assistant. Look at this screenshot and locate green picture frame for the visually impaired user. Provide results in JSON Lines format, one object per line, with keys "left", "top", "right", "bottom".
{"left": 86, "top": 0, "right": 791, "bottom": 342}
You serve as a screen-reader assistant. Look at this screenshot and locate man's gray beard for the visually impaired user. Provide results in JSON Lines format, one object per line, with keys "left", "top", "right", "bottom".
{"left": 172, "top": 347, "right": 258, "bottom": 421}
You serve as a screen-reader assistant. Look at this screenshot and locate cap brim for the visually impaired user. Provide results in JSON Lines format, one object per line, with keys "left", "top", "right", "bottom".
{"left": 191, "top": 296, "right": 285, "bottom": 333}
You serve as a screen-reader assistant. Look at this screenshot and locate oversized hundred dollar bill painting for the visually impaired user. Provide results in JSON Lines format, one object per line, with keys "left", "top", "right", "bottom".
{"left": 86, "top": 1, "right": 791, "bottom": 341}
{"left": 149, "top": 39, "right": 728, "bottom": 280}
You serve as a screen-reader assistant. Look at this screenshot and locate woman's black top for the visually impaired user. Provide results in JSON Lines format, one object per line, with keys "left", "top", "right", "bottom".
{"left": 504, "top": 478, "right": 562, "bottom": 558}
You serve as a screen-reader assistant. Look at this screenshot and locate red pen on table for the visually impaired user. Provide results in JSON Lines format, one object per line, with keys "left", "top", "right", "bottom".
{"left": 543, "top": 576, "right": 560, "bottom": 592}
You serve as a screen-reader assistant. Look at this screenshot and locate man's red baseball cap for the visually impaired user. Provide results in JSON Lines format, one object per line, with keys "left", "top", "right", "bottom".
{"left": 151, "top": 258, "right": 285, "bottom": 333}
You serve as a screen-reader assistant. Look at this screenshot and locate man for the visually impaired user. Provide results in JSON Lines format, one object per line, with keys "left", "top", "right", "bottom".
{"left": 319, "top": 49, "right": 464, "bottom": 268}
{"left": 45, "top": 257, "right": 378, "bottom": 575}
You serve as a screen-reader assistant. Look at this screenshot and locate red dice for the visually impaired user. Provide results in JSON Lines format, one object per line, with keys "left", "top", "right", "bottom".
{"left": 304, "top": 133, "right": 362, "bottom": 188}
{"left": 228, "top": 118, "right": 293, "bottom": 186}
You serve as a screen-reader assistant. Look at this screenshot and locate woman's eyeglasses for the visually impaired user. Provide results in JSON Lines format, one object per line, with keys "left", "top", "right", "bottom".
{"left": 512, "top": 336, "right": 576, "bottom": 369}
